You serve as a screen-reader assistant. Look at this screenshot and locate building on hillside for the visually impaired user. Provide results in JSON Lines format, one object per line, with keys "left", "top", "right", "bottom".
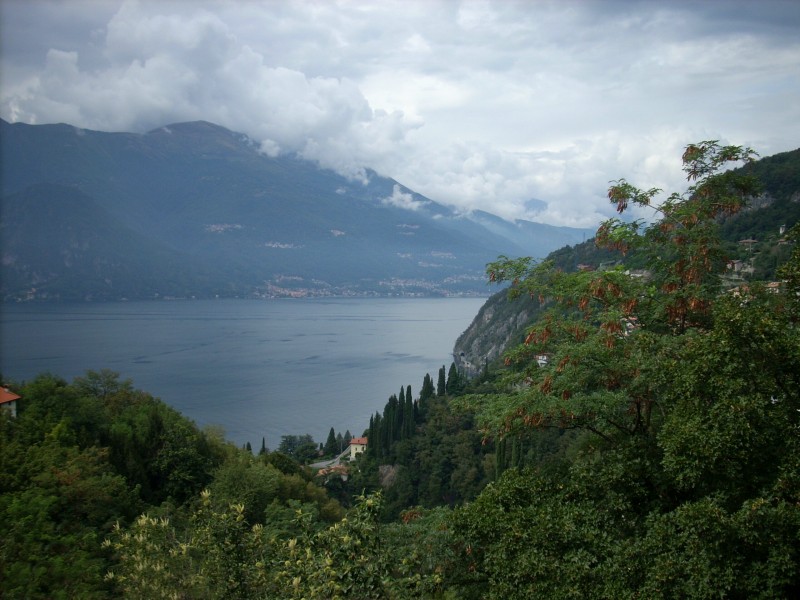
{"left": 1, "top": 388, "right": 21, "bottom": 418}
{"left": 728, "top": 259, "right": 745, "bottom": 273}
{"left": 348, "top": 436, "right": 368, "bottom": 460}
{"left": 316, "top": 463, "right": 349, "bottom": 483}
{"left": 739, "top": 238, "right": 758, "bottom": 253}
{"left": 622, "top": 316, "right": 640, "bottom": 335}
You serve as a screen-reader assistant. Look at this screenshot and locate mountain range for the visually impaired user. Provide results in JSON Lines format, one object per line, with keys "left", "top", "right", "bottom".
{"left": 1, "top": 118, "right": 593, "bottom": 300}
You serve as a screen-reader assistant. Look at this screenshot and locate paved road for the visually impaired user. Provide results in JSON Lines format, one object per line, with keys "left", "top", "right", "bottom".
{"left": 309, "top": 448, "right": 350, "bottom": 469}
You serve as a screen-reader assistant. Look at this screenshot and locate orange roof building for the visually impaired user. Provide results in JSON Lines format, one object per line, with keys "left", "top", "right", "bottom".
{"left": 348, "top": 436, "right": 368, "bottom": 460}
{"left": 1, "top": 388, "right": 21, "bottom": 418}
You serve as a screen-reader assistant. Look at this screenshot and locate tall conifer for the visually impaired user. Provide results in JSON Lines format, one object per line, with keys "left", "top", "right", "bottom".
{"left": 403, "top": 390, "right": 414, "bottom": 438}
{"left": 446, "top": 362, "right": 460, "bottom": 395}
{"left": 324, "top": 427, "right": 338, "bottom": 456}
{"left": 437, "top": 366, "right": 446, "bottom": 396}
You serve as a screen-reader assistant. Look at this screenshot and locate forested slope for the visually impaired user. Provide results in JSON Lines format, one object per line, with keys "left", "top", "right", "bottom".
{"left": 0, "top": 370, "right": 343, "bottom": 597}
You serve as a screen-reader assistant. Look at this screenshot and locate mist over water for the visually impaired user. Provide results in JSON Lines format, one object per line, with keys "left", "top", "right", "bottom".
{"left": 0, "top": 298, "right": 485, "bottom": 447}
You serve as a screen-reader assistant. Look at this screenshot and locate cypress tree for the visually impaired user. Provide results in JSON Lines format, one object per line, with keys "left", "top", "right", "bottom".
{"left": 437, "top": 366, "right": 446, "bottom": 396}
{"left": 372, "top": 413, "right": 383, "bottom": 458}
{"left": 510, "top": 437, "right": 521, "bottom": 468}
{"left": 367, "top": 415, "right": 375, "bottom": 457}
{"left": 419, "top": 373, "right": 435, "bottom": 420}
{"left": 259, "top": 436, "right": 267, "bottom": 455}
{"left": 324, "top": 427, "right": 338, "bottom": 456}
{"left": 496, "top": 438, "right": 506, "bottom": 476}
{"left": 446, "top": 362, "right": 460, "bottom": 395}
{"left": 403, "top": 391, "right": 414, "bottom": 438}
{"left": 397, "top": 388, "right": 406, "bottom": 439}
{"left": 385, "top": 394, "right": 399, "bottom": 448}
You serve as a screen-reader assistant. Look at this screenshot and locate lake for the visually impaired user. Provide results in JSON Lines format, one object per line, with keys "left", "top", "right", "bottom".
{"left": 0, "top": 298, "right": 485, "bottom": 448}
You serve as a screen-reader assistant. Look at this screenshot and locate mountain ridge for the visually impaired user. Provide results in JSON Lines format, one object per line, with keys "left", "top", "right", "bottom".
{"left": 1, "top": 118, "right": 594, "bottom": 301}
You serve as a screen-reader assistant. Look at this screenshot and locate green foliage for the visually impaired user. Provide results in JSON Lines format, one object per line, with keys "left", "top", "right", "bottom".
{"left": 106, "top": 491, "right": 437, "bottom": 599}
{"left": 273, "top": 494, "right": 389, "bottom": 598}
{"left": 449, "top": 141, "right": 800, "bottom": 597}
{"left": 737, "top": 147, "right": 800, "bottom": 203}
{"left": 478, "top": 149, "right": 799, "bottom": 295}
{"left": 658, "top": 285, "right": 800, "bottom": 504}
{"left": 104, "top": 490, "right": 271, "bottom": 599}
{"left": 445, "top": 362, "right": 463, "bottom": 395}
{"left": 361, "top": 383, "right": 492, "bottom": 521}
{"left": 454, "top": 468, "right": 622, "bottom": 599}
{"left": 0, "top": 369, "right": 346, "bottom": 598}
{"left": 419, "top": 373, "right": 435, "bottom": 418}
{"left": 436, "top": 365, "right": 446, "bottom": 396}
{"left": 481, "top": 141, "right": 760, "bottom": 444}
{"left": 209, "top": 455, "right": 282, "bottom": 524}
{"left": 778, "top": 222, "right": 800, "bottom": 321}
{"left": 0, "top": 371, "right": 232, "bottom": 597}
{"left": 278, "top": 433, "right": 319, "bottom": 463}
{"left": 0, "top": 433, "right": 137, "bottom": 599}
{"left": 324, "top": 426, "right": 339, "bottom": 456}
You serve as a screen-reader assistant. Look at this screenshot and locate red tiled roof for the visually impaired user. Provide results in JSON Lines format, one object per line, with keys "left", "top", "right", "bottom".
{"left": 1, "top": 388, "right": 21, "bottom": 404}
{"left": 316, "top": 464, "right": 349, "bottom": 477}
{"left": 349, "top": 437, "right": 368, "bottom": 446}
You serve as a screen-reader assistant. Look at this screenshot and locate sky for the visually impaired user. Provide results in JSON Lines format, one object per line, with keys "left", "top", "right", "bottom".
{"left": 2, "top": 0, "right": 799, "bottom": 229}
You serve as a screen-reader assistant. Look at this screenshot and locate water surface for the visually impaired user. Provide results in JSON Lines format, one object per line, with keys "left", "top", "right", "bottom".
{"left": 0, "top": 298, "right": 484, "bottom": 447}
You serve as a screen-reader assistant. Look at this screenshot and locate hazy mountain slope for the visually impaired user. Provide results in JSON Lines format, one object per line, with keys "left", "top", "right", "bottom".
{"left": 1, "top": 119, "right": 594, "bottom": 300}
{"left": 1, "top": 184, "right": 232, "bottom": 300}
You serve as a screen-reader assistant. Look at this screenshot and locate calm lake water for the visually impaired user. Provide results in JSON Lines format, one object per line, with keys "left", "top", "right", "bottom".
{"left": 0, "top": 298, "right": 485, "bottom": 448}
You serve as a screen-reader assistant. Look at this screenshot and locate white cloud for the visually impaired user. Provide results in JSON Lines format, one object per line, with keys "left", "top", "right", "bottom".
{"left": 1, "top": 0, "right": 799, "bottom": 228}
{"left": 382, "top": 184, "right": 428, "bottom": 211}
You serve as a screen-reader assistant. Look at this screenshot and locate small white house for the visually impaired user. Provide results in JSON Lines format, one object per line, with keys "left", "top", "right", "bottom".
{"left": 1, "top": 388, "right": 20, "bottom": 418}
{"left": 348, "top": 436, "right": 368, "bottom": 460}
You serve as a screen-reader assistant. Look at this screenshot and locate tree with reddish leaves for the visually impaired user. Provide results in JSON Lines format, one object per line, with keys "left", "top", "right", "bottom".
{"left": 456, "top": 142, "right": 800, "bottom": 598}
{"left": 482, "top": 141, "right": 760, "bottom": 441}
{"left": 600, "top": 141, "right": 760, "bottom": 333}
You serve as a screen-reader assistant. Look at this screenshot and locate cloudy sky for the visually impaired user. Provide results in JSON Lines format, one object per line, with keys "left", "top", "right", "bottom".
{"left": 2, "top": 0, "right": 799, "bottom": 228}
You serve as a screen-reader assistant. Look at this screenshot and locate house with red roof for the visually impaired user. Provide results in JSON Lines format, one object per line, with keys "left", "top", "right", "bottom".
{"left": 348, "top": 436, "right": 368, "bottom": 460}
{"left": 1, "top": 387, "right": 21, "bottom": 418}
